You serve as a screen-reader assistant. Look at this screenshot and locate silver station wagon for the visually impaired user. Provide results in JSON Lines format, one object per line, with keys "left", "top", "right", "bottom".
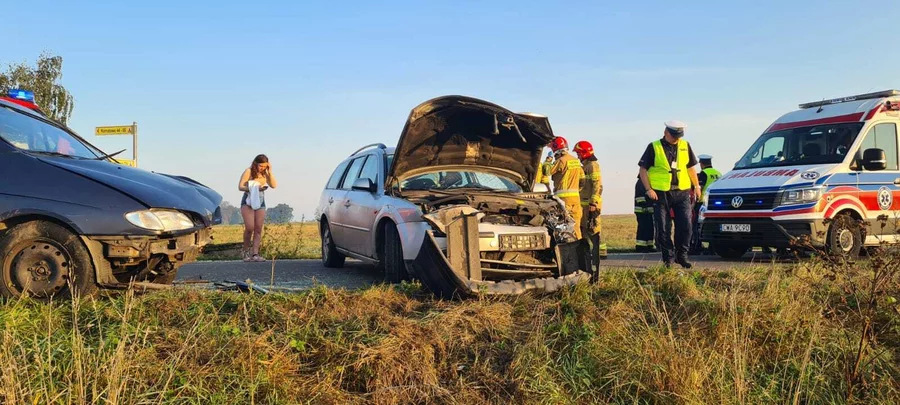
{"left": 315, "top": 96, "right": 592, "bottom": 297}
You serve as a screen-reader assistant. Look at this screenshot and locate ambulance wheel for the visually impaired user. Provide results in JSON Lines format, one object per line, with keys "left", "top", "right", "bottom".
{"left": 713, "top": 243, "right": 749, "bottom": 260}
{"left": 826, "top": 214, "right": 862, "bottom": 259}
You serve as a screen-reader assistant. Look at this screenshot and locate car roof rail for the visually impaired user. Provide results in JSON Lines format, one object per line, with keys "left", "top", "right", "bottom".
{"left": 350, "top": 143, "right": 387, "bottom": 157}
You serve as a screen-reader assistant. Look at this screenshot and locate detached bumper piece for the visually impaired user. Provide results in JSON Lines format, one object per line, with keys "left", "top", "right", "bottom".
{"left": 412, "top": 212, "right": 592, "bottom": 298}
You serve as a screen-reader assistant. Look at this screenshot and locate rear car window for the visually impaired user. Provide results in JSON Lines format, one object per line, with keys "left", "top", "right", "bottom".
{"left": 339, "top": 157, "right": 367, "bottom": 189}
{"left": 326, "top": 160, "right": 351, "bottom": 189}
{"left": 0, "top": 105, "right": 99, "bottom": 159}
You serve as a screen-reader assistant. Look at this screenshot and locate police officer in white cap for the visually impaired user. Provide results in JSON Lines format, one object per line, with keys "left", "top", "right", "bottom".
{"left": 637, "top": 121, "right": 701, "bottom": 268}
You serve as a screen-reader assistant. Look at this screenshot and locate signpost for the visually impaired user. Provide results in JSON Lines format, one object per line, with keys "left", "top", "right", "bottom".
{"left": 95, "top": 122, "right": 138, "bottom": 167}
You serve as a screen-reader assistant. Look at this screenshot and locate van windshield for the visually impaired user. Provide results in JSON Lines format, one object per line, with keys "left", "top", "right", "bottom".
{"left": 735, "top": 123, "right": 864, "bottom": 169}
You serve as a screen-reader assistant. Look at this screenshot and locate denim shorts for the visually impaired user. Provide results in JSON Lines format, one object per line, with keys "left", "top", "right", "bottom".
{"left": 241, "top": 192, "right": 266, "bottom": 209}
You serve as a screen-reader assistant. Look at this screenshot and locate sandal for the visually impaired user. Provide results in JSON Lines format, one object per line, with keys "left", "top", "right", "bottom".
{"left": 251, "top": 254, "right": 266, "bottom": 262}
{"left": 242, "top": 250, "right": 252, "bottom": 262}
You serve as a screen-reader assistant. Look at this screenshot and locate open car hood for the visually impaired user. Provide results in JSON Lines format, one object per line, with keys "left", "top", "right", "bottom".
{"left": 386, "top": 96, "right": 555, "bottom": 190}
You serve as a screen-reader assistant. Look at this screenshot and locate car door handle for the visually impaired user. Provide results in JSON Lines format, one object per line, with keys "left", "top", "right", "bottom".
{"left": 344, "top": 201, "right": 352, "bottom": 208}
{"left": 328, "top": 197, "right": 334, "bottom": 204}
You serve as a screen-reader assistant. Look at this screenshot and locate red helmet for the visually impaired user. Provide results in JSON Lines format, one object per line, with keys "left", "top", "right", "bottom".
{"left": 550, "top": 137, "right": 568, "bottom": 151}
{"left": 573, "top": 141, "right": 594, "bottom": 160}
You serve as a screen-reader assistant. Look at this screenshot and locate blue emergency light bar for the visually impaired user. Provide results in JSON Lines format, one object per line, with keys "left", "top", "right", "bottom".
{"left": 7, "top": 89, "right": 35, "bottom": 102}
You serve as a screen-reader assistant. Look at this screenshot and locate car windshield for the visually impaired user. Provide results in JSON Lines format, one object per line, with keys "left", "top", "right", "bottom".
{"left": 735, "top": 122, "right": 864, "bottom": 169}
{"left": 0, "top": 105, "right": 102, "bottom": 159}
{"left": 401, "top": 170, "right": 522, "bottom": 192}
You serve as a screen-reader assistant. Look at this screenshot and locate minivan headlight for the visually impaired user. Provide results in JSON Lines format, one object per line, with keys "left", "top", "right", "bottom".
{"left": 779, "top": 188, "right": 822, "bottom": 206}
{"left": 125, "top": 210, "right": 194, "bottom": 231}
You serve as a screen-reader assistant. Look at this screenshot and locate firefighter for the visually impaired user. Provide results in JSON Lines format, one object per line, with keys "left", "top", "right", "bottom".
{"left": 638, "top": 121, "right": 701, "bottom": 268}
{"left": 550, "top": 137, "right": 585, "bottom": 240}
{"left": 690, "top": 154, "right": 722, "bottom": 254}
{"left": 634, "top": 176, "right": 656, "bottom": 253}
{"left": 573, "top": 141, "right": 607, "bottom": 265}
{"left": 541, "top": 153, "right": 553, "bottom": 189}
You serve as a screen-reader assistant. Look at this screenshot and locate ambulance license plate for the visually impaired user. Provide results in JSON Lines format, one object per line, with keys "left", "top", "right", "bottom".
{"left": 720, "top": 224, "right": 751, "bottom": 233}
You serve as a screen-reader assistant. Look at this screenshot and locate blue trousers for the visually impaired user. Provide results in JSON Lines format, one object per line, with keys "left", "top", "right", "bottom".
{"left": 652, "top": 189, "right": 693, "bottom": 263}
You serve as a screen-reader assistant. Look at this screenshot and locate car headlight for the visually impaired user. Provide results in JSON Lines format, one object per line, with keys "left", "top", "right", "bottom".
{"left": 780, "top": 188, "right": 822, "bottom": 206}
{"left": 125, "top": 210, "right": 195, "bottom": 231}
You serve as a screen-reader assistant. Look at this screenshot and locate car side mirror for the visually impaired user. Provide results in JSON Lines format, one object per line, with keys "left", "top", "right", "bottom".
{"left": 532, "top": 183, "right": 550, "bottom": 193}
{"left": 351, "top": 178, "right": 377, "bottom": 193}
{"left": 862, "top": 148, "right": 887, "bottom": 171}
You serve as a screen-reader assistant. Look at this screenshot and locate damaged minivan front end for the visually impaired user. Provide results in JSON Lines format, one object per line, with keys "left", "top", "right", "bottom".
{"left": 387, "top": 96, "right": 593, "bottom": 297}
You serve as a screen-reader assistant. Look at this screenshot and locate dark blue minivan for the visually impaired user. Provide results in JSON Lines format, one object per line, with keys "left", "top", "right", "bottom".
{"left": 0, "top": 90, "right": 222, "bottom": 298}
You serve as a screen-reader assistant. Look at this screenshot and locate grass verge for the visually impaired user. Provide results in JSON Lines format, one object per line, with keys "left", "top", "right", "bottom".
{"left": 1, "top": 259, "right": 898, "bottom": 404}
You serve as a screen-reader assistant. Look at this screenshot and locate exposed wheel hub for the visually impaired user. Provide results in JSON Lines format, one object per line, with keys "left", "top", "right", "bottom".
{"left": 838, "top": 229, "right": 854, "bottom": 252}
{"left": 11, "top": 240, "right": 70, "bottom": 297}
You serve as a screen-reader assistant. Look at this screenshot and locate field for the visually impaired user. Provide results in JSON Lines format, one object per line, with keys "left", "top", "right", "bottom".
{"left": 200, "top": 214, "right": 639, "bottom": 261}
{"left": 1, "top": 254, "right": 898, "bottom": 404}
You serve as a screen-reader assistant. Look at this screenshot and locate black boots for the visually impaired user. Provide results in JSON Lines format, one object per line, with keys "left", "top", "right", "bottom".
{"left": 676, "top": 256, "right": 693, "bottom": 269}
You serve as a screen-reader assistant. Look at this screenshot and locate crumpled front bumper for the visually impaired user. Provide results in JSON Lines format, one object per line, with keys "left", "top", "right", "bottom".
{"left": 410, "top": 231, "right": 592, "bottom": 298}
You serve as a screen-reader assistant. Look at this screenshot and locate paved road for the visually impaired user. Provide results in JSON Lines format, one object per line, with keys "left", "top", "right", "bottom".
{"left": 177, "top": 252, "right": 789, "bottom": 290}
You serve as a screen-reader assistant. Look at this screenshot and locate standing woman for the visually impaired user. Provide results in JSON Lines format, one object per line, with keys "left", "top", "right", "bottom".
{"left": 239, "top": 154, "right": 278, "bottom": 262}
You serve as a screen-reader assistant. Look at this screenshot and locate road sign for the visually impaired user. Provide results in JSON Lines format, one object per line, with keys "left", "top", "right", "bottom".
{"left": 95, "top": 126, "right": 134, "bottom": 136}
{"left": 95, "top": 122, "right": 138, "bottom": 167}
{"left": 113, "top": 158, "right": 136, "bottom": 167}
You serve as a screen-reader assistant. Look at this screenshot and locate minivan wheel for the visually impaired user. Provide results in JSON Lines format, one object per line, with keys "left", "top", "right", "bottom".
{"left": 321, "top": 222, "right": 345, "bottom": 268}
{"left": 0, "top": 221, "right": 97, "bottom": 299}
{"left": 713, "top": 243, "right": 749, "bottom": 260}
{"left": 826, "top": 214, "right": 862, "bottom": 259}
{"left": 383, "top": 224, "right": 409, "bottom": 283}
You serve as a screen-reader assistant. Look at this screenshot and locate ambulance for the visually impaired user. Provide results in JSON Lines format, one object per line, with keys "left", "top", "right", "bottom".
{"left": 701, "top": 90, "right": 900, "bottom": 259}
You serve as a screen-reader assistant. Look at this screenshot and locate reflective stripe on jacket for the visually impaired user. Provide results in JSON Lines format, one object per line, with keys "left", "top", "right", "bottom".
{"left": 580, "top": 158, "right": 602, "bottom": 209}
{"left": 648, "top": 139, "right": 691, "bottom": 191}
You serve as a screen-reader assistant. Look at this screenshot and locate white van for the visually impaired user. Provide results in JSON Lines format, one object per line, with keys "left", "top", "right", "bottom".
{"left": 701, "top": 90, "right": 900, "bottom": 259}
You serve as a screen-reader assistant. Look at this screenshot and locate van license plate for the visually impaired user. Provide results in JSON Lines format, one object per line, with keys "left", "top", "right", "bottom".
{"left": 720, "top": 224, "right": 751, "bottom": 233}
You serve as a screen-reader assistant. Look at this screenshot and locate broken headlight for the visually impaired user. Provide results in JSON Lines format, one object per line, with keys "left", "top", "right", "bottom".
{"left": 126, "top": 209, "right": 195, "bottom": 232}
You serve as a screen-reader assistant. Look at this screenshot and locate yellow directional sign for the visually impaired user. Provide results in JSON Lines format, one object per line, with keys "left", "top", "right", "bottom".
{"left": 113, "top": 158, "right": 136, "bottom": 167}
{"left": 95, "top": 125, "right": 134, "bottom": 136}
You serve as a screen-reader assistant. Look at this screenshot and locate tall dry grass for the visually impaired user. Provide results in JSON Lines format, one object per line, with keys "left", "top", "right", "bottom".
{"left": 1, "top": 259, "right": 898, "bottom": 404}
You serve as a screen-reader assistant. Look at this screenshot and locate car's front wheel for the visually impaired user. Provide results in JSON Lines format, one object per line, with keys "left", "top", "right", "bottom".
{"left": 321, "top": 221, "right": 345, "bottom": 268}
{"left": 0, "top": 221, "right": 98, "bottom": 299}
{"left": 383, "top": 224, "right": 409, "bottom": 283}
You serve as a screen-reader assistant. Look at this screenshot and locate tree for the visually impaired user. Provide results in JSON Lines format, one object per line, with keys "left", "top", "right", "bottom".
{"left": 219, "top": 201, "right": 242, "bottom": 225}
{"left": 0, "top": 53, "right": 75, "bottom": 124}
{"left": 266, "top": 204, "right": 294, "bottom": 224}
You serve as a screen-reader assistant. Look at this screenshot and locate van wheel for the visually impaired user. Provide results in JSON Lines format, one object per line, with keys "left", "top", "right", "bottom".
{"left": 383, "top": 224, "right": 409, "bottom": 284}
{"left": 321, "top": 222, "right": 345, "bottom": 268}
{"left": 0, "top": 221, "right": 97, "bottom": 299}
{"left": 826, "top": 214, "right": 862, "bottom": 259}
{"left": 713, "top": 243, "right": 749, "bottom": 260}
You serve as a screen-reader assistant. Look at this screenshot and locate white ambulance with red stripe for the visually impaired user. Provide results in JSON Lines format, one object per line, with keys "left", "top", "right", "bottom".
{"left": 701, "top": 90, "right": 900, "bottom": 259}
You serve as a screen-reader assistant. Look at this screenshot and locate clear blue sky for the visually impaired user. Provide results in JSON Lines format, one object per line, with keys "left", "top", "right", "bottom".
{"left": 6, "top": 1, "right": 900, "bottom": 216}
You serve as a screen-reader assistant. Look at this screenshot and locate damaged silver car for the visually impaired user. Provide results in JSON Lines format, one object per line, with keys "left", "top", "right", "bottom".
{"left": 315, "top": 96, "right": 592, "bottom": 297}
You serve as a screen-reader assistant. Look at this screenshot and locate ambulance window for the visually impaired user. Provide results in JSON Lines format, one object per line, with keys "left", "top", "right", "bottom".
{"left": 859, "top": 123, "right": 899, "bottom": 170}
{"left": 749, "top": 136, "right": 785, "bottom": 164}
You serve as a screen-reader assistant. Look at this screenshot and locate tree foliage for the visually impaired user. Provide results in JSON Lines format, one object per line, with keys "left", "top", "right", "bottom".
{"left": 266, "top": 204, "right": 294, "bottom": 224}
{"left": 0, "top": 53, "right": 75, "bottom": 124}
{"left": 219, "top": 201, "right": 242, "bottom": 225}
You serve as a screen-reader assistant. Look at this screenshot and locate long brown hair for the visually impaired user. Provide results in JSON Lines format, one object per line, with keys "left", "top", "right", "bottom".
{"left": 249, "top": 154, "right": 269, "bottom": 179}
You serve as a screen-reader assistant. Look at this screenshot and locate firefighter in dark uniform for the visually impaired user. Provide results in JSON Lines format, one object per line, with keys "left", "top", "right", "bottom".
{"left": 690, "top": 154, "right": 721, "bottom": 254}
{"left": 634, "top": 176, "right": 655, "bottom": 253}
{"left": 638, "top": 121, "right": 701, "bottom": 268}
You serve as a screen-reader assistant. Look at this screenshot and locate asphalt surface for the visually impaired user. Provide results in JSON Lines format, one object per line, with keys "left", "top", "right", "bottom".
{"left": 177, "top": 252, "right": 790, "bottom": 291}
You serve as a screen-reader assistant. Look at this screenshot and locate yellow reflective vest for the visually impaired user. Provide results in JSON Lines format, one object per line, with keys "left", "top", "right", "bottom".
{"left": 551, "top": 153, "right": 584, "bottom": 199}
{"left": 648, "top": 139, "right": 691, "bottom": 191}
{"left": 701, "top": 167, "right": 722, "bottom": 197}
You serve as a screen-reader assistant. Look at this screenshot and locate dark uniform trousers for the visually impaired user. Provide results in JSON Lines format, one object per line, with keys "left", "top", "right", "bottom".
{"left": 634, "top": 179, "right": 655, "bottom": 250}
{"left": 652, "top": 189, "right": 693, "bottom": 262}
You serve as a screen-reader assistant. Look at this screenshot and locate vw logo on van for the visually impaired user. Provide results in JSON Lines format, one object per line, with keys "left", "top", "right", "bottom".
{"left": 731, "top": 196, "right": 744, "bottom": 209}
